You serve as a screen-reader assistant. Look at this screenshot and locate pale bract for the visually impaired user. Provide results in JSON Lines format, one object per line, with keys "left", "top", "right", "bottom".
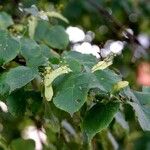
{"left": 44, "top": 66, "right": 72, "bottom": 101}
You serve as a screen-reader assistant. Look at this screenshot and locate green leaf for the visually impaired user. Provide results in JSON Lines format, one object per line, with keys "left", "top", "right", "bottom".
{"left": 62, "top": 51, "right": 98, "bottom": 72}
{"left": 94, "top": 69, "right": 122, "bottom": 92}
{"left": 0, "top": 12, "right": 14, "bottom": 29}
{"left": 40, "top": 44, "right": 60, "bottom": 64}
{"left": 20, "top": 38, "right": 48, "bottom": 68}
{"left": 45, "top": 25, "right": 69, "bottom": 49}
{"left": 53, "top": 69, "right": 121, "bottom": 114}
{"left": 0, "top": 30, "right": 20, "bottom": 66}
{"left": 53, "top": 71, "right": 107, "bottom": 114}
{"left": 82, "top": 102, "right": 120, "bottom": 140}
{"left": 133, "top": 132, "right": 150, "bottom": 150}
{"left": 6, "top": 90, "right": 27, "bottom": 116}
{"left": 26, "top": 91, "right": 43, "bottom": 115}
{"left": 10, "top": 138, "right": 35, "bottom": 150}
{"left": 33, "top": 20, "right": 50, "bottom": 41}
{"left": 128, "top": 101, "right": 150, "bottom": 131}
{"left": 0, "top": 82, "right": 10, "bottom": 100}
{"left": 53, "top": 72, "right": 95, "bottom": 114}
{"left": 125, "top": 89, "right": 150, "bottom": 131}
{"left": 3, "top": 66, "right": 38, "bottom": 92}
{"left": 34, "top": 20, "right": 69, "bottom": 49}
{"left": 142, "top": 86, "right": 150, "bottom": 93}
{"left": 133, "top": 91, "right": 150, "bottom": 105}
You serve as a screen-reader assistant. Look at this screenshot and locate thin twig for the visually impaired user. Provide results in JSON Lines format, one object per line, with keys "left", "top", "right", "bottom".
{"left": 87, "top": 0, "right": 147, "bottom": 50}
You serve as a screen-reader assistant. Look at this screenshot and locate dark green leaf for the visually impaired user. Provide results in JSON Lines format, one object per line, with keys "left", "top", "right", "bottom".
{"left": 0, "top": 82, "right": 10, "bottom": 100}
{"left": 127, "top": 90, "right": 150, "bottom": 131}
{"left": 53, "top": 72, "right": 95, "bottom": 114}
{"left": 10, "top": 138, "right": 35, "bottom": 150}
{"left": 53, "top": 73, "right": 89, "bottom": 114}
{"left": 53, "top": 69, "right": 121, "bottom": 114}
{"left": 6, "top": 90, "right": 27, "bottom": 116}
{"left": 134, "top": 132, "right": 150, "bottom": 150}
{"left": 124, "top": 88, "right": 150, "bottom": 131}
{"left": 26, "top": 91, "right": 43, "bottom": 115}
{"left": 82, "top": 102, "right": 120, "bottom": 140}
{"left": 129, "top": 101, "right": 150, "bottom": 131}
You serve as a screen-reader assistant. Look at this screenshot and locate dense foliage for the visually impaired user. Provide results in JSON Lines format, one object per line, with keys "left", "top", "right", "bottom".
{"left": 0, "top": 0, "right": 150, "bottom": 150}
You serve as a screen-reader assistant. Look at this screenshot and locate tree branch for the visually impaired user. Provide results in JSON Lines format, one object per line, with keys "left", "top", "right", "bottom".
{"left": 87, "top": 0, "right": 147, "bottom": 50}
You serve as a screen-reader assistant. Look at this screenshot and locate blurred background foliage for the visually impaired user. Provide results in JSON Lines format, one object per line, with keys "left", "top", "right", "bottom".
{"left": 0, "top": 0, "right": 150, "bottom": 150}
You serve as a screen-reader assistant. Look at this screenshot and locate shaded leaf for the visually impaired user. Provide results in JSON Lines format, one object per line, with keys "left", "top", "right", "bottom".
{"left": 125, "top": 89, "right": 150, "bottom": 131}
{"left": 0, "top": 82, "right": 10, "bottom": 100}
{"left": 128, "top": 101, "right": 150, "bottom": 131}
{"left": 6, "top": 90, "right": 27, "bottom": 116}
{"left": 26, "top": 91, "right": 43, "bottom": 115}
{"left": 10, "top": 138, "right": 35, "bottom": 150}
{"left": 82, "top": 102, "right": 120, "bottom": 140}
